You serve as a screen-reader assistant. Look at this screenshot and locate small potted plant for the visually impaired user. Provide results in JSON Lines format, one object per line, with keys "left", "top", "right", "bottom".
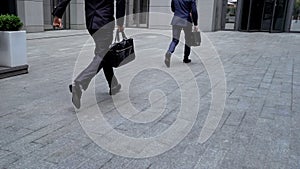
{"left": 0, "top": 14, "right": 27, "bottom": 68}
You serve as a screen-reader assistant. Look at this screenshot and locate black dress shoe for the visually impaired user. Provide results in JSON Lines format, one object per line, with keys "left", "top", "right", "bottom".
{"left": 164, "top": 52, "right": 171, "bottom": 68}
{"left": 109, "top": 83, "right": 121, "bottom": 95}
{"left": 183, "top": 58, "right": 191, "bottom": 63}
{"left": 69, "top": 84, "right": 72, "bottom": 93}
{"left": 69, "top": 83, "right": 82, "bottom": 109}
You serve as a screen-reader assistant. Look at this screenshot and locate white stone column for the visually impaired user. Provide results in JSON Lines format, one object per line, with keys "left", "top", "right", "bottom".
{"left": 16, "top": 0, "right": 44, "bottom": 32}
{"left": 198, "top": 0, "right": 218, "bottom": 32}
{"left": 43, "top": 0, "right": 52, "bottom": 30}
{"left": 148, "top": 0, "right": 173, "bottom": 29}
{"left": 70, "top": 0, "right": 86, "bottom": 29}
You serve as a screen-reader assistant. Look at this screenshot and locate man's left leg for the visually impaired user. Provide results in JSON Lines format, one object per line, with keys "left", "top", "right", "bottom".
{"left": 102, "top": 61, "right": 121, "bottom": 95}
{"left": 70, "top": 28, "right": 113, "bottom": 108}
{"left": 183, "top": 26, "right": 192, "bottom": 63}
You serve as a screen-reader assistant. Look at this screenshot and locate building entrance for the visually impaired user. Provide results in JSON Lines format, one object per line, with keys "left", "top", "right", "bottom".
{"left": 240, "top": 0, "right": 289, "bottom": 32}
{"left": 126, "top": 0, "right": 149, "bottom": 28}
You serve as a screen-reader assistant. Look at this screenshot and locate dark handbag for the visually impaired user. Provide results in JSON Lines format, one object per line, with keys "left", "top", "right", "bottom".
{"left": 106, "top": 30, "right": 135, "bottom": 68}
{"left": 190, "top": 31, "right": 201, "bottom": 46}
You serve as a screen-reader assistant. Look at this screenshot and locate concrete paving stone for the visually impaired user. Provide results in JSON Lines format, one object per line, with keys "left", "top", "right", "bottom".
{"left": 6, "top": 136, "right": 89, "bottom": 168}
{"left": 287, "top": 154, "right": 300, "bottom": 169}
{"left": 33, "top": 119, "right": 79, "bottom": 145}
{"left": 0, "top": 111, "right": 28, "bottom": 129}
{"left": 221, "top": 150, "right": 246, "bottom": 169}
{"left": 99, "top": 156, "right": 132, "bottom": 169}
{"left": 141, "top": 122, "right": 170, "bottom": 138}
{"left": 279, "top": 92, "right": 292, "bottom": 102}
{"left": 252, "top": 118, "right": 276, "bottom": 141}
{"left": 61, "top": 128, "right": 92, "bottom": 143}
{"left": 263, "top": 161, "right": 287, "bottom": 169}
{"left": 0, "top": 108, "right": 21, "bottom": 119}
{"left": 76, "top": 158, "right": 113, "bottom": 169}
{"left": 3, "top": 142, "right": 44, "bottom": 157}
{"left": 290, "top": 128, "right": 300, "bottom": 156}
{"left": 240, "top": 87, "right": 257, "bottom": 97}
{"left": 8, "top": 160, "right": 57, "bottom": 169}
{"left": 0, "top": 128, "right": 33, "bottom": 148}
{"left": 292, "top": 101, "right": 300, "bottom": 113}
{"left": 114, "top": 121, "right": 151, "bottom": 138}
{"left": 2, "top": 119, "right": 74, "bottom": 151}
{"left": 183, "top": 143, "right": 206, "bottom": 157}
{"left": 196, "top": 105, "right": 220, "bottom": 128}
{"left": 280, "top": 87, "right": 292, "bottom": 96}
{"left": 242, "top": 118, "right": 290, "bottom": 168}
{"left": 269, "top": 84, "right": 282, "bottom": 94}
{"left": 0, "top": 153, "right": 21, "bottom": 169}
{"left": 224, "top": 111, "right": 246, "bottom": 126}
{"left": 5, "top": 153, "right": 49, "bottom": 168}
{"left": 124, "top": 159, "right": 152, "bottom": 169}
{"left": 264, "top": 139, "right": 289, "bottom": 166}
{"left": 56, "top": 153, "right": 89, "bottom": 169}
{"left": 44, "top": 136, "right": 91, "bottom": 164}
{"left": 236, "top": 96, "right": 253, "bottom": 110}
{"left": 273, "top": 116, "right": 292, "bottom": 138}
{"left": 259, "top": 82, "right": 271, "bottom": 89}
{"left": 249, "top": 97, "right": 265, "bottom": 113}
{"left": 260, "top": 106, "right": 276, "bottom": 120}
{"left": 194, "top": 146, "right": 227, "bottom": 169}
{"left": 263, "top": 97, "right": 279, "bottom": 108}
{"left": 242, "top": 147, "right": 267, "bottom": 169}
{"left": 236, "top": 119, "right": 257, "bottom": 143}
{"left": 203, "top": 125, "right": 238, "bottom": 152}
{"left": 76, "top": 143, "right": 113, "bottom": 162}
{"left": 158, "top": 107, "right": 180, "bottom": 126}
{"left": 149, "top": 151, "right": 199, "bottom": 169}
{"left": 0, "top": 149, "right": 11, "bottom": 160}
{"left": 220, "top": 158, "right": 242, "bottom": 169}
{"left": 291, "top": 112, "right": 300, "bottom": 128}
{"left": 274, "top": 105, "right": 292, "bottom": 117}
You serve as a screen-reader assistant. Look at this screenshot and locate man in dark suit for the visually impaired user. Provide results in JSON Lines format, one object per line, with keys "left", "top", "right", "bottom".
{"left": 165, "top": 0, "right": 198, "bottom": 67}
{"left": 52, "top": 0, "right": 126, "bottom": 109}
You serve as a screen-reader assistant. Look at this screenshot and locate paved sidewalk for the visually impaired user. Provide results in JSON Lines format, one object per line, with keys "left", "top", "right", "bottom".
{"left": 0, "top": 29, "right": 300, "bottom": 169}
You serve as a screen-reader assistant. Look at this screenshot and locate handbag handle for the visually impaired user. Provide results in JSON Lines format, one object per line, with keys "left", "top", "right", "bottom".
{"left": 115, "top": 30, "right": 128, "bottom": 42}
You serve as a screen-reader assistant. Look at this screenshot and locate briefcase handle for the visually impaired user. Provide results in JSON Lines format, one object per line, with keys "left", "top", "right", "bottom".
{"left": 115, "top": 30, "right": 128, "bottom": 42}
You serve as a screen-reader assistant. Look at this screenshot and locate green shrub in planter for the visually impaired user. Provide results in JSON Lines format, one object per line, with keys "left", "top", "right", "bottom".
{"left": 0, "top": 14, "right": 23, "bottom": 31}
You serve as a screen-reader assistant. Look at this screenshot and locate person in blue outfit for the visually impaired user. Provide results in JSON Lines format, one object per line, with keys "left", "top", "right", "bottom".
{"left": 52, "top": 0, "right": 125, "bottom": 109}
{"left": 165, "top": 0, "right": 198, "bottom": 67}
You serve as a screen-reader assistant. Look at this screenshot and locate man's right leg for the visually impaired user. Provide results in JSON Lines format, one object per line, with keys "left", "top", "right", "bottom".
{"left": 165, "top": 26, "right": 181, "bottom": 67}
{"left": 167, "top": 26, "right": 181, "bottom": 54}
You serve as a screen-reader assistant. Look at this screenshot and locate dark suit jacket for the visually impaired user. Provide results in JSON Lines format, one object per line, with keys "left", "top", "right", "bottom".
{"left": 171, "top": 0, "right": 198, "bottom": 27}
{"left": 52, "top": 0, "right": 125, "bottom": 30}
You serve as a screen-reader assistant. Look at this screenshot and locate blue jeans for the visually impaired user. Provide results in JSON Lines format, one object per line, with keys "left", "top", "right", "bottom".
{"left": 167, "top": 25, "right": 192, "bottom": 59}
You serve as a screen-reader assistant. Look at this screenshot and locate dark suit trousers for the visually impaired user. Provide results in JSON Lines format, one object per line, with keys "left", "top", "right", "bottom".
{"left": 74, "top": 28, "right": 116, "bottom": 90}
{"left": 167, "top": 25, "right": 192, "bottom": 59}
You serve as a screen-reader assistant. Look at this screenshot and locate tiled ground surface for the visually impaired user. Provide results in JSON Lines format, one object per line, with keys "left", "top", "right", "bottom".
{"left": 0, "top": 29, "right": 299, "bottom": 169}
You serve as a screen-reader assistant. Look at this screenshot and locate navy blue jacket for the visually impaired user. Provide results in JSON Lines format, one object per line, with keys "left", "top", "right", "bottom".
{"left": 52, "top": 0, "right": 125, "bottom": 30}
{"left": 171, "top": 0, "right": 198, "bottom": 27}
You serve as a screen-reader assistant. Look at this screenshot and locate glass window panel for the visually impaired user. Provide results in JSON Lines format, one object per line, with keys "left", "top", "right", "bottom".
{"left": 290, "top": 0, "right": 300, "bottom": 31}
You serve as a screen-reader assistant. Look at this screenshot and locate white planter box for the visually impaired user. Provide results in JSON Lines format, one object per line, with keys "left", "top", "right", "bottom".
{"left": 0, "top": 31, "right": 27, "bottom": 67}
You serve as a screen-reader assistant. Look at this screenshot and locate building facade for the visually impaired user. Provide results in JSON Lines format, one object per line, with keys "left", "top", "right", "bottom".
{"left": 0, "top": 0, "right": 299, "bottom": 33}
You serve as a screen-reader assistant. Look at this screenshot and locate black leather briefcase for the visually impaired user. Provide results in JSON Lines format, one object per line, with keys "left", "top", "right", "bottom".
{"left": 106, "top": 30, "right": 135, "bottom": 68}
